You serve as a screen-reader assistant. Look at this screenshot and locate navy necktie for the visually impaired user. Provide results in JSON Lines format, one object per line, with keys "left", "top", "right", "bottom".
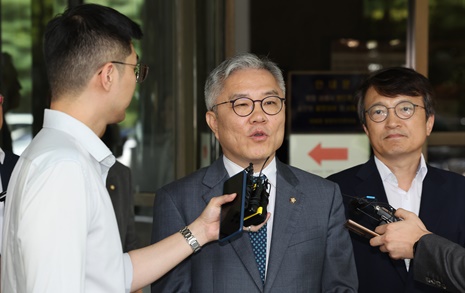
{"left": 249, "top": 174, "right": 268, "bottom": 283}
{"left": 250, "top": 223, "right": 267, "bottom": 283}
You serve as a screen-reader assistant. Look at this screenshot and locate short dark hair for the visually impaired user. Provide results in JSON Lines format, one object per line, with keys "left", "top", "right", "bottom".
{"left": 354, "top": 67, "right": 435, "bottom": 125}
{"left": 44, "top": 4, "right": 143, "bottom": 99}
{"left": 204, "top": 53, "right": 285, "bottom": 111}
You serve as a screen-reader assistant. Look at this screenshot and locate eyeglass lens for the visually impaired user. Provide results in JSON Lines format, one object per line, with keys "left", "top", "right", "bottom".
{"left": 367, "top": 101, "right": 417, "bottom": 122}
{"left": 135, "top": 64, "right": 149, "bottom": 83}
{"left": 233, "top": 96, "right": 284, "bottom": 117}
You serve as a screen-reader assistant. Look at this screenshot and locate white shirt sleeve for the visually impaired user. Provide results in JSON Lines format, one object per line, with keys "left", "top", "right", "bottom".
{"left": 122, "top": 252, "right": 134, "bottom": 292}
{"left": 18, "top": 161, "right": 88, "bottom": 292}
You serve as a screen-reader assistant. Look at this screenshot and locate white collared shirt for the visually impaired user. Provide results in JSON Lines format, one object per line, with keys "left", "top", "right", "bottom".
{"left": 374, "top": 154, "right": 428, "bottom": 270}
{"left": 2, "top": 109, "right": 133, "bottom": 293}
{"left": 374, "top": 154, "right": 427, "bottom": 215}
{"left": 223, "top": 155, "right": 277, "bottom": 278}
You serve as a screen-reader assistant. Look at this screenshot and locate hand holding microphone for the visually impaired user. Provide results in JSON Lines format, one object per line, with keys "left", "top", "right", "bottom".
{"left": 369, "top": 208, "right": 431, "bottom": 259}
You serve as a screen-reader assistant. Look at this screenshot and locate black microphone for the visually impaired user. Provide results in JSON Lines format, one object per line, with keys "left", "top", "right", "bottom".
{"left": 343, "top": 194, "right": 401, "bottom": 224}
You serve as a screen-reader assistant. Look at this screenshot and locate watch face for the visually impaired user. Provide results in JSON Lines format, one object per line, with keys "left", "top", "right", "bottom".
{"left": 189, "top": 239, "right": 201, "bottom": 252}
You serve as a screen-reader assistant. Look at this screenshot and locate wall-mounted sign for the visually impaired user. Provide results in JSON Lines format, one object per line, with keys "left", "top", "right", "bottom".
{"left": 290, "top": 134, "right": 370, "bottom": 178}
{"left": 287, "top": 71, "right": 367, "bottom": 133}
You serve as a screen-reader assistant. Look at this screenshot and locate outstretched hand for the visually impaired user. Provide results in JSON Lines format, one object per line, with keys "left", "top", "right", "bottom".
{"left": 188, "top": 193, "right": 237, "bottom": 246}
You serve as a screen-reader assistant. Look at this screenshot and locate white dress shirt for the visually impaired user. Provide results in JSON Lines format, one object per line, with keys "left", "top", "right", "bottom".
{"left": 374, "top": 154, "right": 428, "bottom": 270}
{"left": 2, "top": 109, "right": 133, "bottom": 293}
{"left": 223, "top": 155, "right": 277, "bottom": 278}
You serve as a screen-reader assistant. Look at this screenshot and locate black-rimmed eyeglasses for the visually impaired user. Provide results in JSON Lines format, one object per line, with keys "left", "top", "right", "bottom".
{"left": 211, "top": 96, "right": 286, "bottom": 117}
{"left": 365, "top": 101, "right": 425, "bottom": 123}
{"left": 111, "top": 61, "right": 149, "bottom": 83}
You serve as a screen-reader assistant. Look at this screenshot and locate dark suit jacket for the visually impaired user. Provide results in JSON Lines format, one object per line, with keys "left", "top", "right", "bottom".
{"left": 0, "top": 150, "right": 19, "bottom": 257}
{"left": 106, "top": 160, "right": 138, "bottom": 252}
{"left": 414, "top": 234, "right": 465, "bottom": 293}
{"left": 327, "top": 156, "right": 465, "bottom": 293}
{"left": 151, "top": 157, "right": 358, "bottom": 293}
{"left": 0, "top": 150, "right": 19, "bottom": 191}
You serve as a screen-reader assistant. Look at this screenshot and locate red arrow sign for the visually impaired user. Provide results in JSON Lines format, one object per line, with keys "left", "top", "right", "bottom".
{"left": 308, "top": 143, "right": 348, "bottom": 165}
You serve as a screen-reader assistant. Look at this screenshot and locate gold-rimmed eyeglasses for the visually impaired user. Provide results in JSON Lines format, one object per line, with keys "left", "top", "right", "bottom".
{"left": 365, "top": 101, "right": 425, "bottom": 123}
{"left": 211, "top": 96, "right": 286, "bottom": 117}
{"left": 111, "top": 61, "right": 149, "bottom": 83}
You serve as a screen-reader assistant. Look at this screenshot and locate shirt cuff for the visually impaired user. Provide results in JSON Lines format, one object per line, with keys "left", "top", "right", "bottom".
{"left": 123, "top": 252, "right": 134, "bottom": 293}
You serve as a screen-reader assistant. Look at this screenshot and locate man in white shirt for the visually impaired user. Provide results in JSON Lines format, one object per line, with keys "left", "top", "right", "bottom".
{"left": 1, "top": 4, "right": 240, "bottom": 292}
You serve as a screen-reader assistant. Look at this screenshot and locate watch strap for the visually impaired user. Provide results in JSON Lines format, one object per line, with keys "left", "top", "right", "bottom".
{"left": 179, "top": 226, "right": 201, "bottom": 253}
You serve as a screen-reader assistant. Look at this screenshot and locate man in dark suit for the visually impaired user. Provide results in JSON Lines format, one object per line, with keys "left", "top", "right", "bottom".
{"left": 106, "top": 161, "right": 138, "bottom": 252}
{"left": 0, "top": 92, "right": 20, "bottom": 287}
{"left": 0, "top": 92, "right": 19, "bottom": 234}
{"left": 102, "top": 124, "right": 139, "bottom": 253}
{"left": 327, "top": 67, "right": 465, "bottom": 292}
{"left": 151, "top": 53, "right": 358, "bottom": 292}
{"left": 371, "top": 208, "right": 465, "bottom": 293}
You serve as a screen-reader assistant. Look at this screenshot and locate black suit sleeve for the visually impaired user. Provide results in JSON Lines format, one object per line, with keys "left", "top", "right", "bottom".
{"left": 414, "top": 234, "right": 465, "bottom": 293}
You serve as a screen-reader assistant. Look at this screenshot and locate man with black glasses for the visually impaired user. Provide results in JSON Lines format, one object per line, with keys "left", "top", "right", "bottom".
{"left": 151, "top": 53, "right": 358, "bottom": 292}
{"left": 328, "top": 67, "right": 465, "bottom": 293}
{"left": 2, "top": 4, "right": 238, "bottom": 292}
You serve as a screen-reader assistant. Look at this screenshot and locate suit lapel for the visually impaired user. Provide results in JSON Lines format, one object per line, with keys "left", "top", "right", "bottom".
{"left": 230, "top": 232, "right": 264, "bottom": 289}
{"left": 201, "top": 157, "right": 264, "bottom": 290}
{"left": 354, "top": 157, "right": 389, "bottom": 203}
{"left": 418, "top": 166, "right": 447, "bottom": 231}
{"left": 354, "top": 158, "right": 408, "bottom": 281}
{"left": 201, "top": 158, "right": 229, "bottom": 204}
{"left": 264, "top": 162, "right": 301, "bottom": 291}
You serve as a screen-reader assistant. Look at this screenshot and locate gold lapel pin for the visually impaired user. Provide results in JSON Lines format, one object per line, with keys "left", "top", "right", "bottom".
{"left": 290, "top": 197, "right": 297, "bottom": 204}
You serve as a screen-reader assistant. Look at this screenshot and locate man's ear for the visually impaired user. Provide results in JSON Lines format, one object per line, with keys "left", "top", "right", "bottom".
{"left": 99, "top": 63, "right": 114, "bottom": 91}
{"left": 426, "top": 114, "right": 435, "bottom": 136}
{"left": 206, "top": 110, "right": 219, "bottom": 139}
{"left": 362, "top": 123, "right": 369, "bottom": 136}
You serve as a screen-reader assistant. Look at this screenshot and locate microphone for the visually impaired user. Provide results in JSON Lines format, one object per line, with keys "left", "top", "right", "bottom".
{"left": 343, "top": 194, "right": 401, "bottom": 224}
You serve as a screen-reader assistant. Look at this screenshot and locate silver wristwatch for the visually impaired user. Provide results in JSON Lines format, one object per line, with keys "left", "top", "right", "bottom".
{"left": 179, "top": 226, "right": 201, "bottom": 253}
